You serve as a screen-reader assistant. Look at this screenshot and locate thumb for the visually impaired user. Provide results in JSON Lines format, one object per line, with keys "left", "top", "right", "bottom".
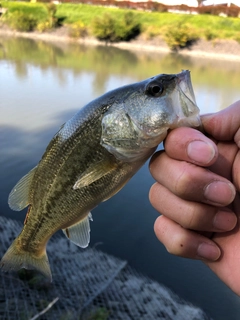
{"left": 201, "top": 100, "right": 240, "bottom": 142}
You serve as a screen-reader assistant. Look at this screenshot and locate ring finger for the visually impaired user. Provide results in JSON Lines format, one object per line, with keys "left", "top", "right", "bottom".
{"left": 149, "top": 182, "right": 237, "bottom": 232}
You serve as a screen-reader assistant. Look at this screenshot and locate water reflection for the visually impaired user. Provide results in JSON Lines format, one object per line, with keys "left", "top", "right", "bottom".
{"left": 0, "top": 36, "right": 239, "bottom": 84}
{"left": 1, "top": 35, "right": 240, "bottom": 320}
{"left": 1, "top": 35, "right": 239, "bottom": 114}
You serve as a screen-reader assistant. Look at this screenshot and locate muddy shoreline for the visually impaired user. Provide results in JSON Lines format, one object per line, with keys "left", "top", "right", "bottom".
{"left": 1, "top": 26, "right": 240, "bottom": 61}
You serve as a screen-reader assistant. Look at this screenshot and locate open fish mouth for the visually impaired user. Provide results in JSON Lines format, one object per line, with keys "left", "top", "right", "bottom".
{"left": 177, "top": 70, "right": 197, "bottom": 107}
{"left": 175, "top": 70, "right": 202, "bottom": 128}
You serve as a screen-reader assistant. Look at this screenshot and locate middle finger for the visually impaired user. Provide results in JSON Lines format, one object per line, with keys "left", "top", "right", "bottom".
{"left": 149, "top": 152, "right": 236, "bottom": 207}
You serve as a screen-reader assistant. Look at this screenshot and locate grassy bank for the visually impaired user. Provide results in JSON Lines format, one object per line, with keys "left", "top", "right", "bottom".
{"left": 1, "top": 1, "right": 48, "bottom": 21}
{"left": 55, "top": 3, "right": 240, "bottom": 37}
{"left": 1, "top": 2, "right": 240, "bottom": 48}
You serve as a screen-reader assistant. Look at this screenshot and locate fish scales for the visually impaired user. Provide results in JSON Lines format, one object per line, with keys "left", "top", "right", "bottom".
{"left": 1, "top": 70, "right": 201, "bottom": 280}
{"left": 20, "top": 103, "right": 129, "bottom": 249}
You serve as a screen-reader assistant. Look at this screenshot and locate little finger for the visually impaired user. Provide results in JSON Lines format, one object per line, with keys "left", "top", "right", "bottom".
{"left": 154, "top": 215, "right": 221, "bottom": 261}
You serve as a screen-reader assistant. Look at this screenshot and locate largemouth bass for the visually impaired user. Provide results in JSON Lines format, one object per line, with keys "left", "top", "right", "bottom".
{"left": 1, "top": 70, "right": 201, "bottom": 281}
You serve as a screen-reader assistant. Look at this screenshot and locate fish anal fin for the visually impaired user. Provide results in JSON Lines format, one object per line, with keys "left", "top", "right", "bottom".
{"left": 8, "top": 167, "right": 37, "bottom": 211}
{"left": 62, "top": 213, "right": 92, "bottom": 248}
{"left": 0, "top": 238, "right": 52, "bottom": 281}
{"left": 73, "top": 159, "right": 117, "bottom": 189}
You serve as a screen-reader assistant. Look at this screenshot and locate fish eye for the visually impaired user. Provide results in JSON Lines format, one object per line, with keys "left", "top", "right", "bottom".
{"left": 146, "top": 83, "right": 164, "bottom": 97}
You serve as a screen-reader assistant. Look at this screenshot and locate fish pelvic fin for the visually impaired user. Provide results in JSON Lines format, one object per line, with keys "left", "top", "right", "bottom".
{"left": 0, "top": 239, "right": 52, "bottom": 282}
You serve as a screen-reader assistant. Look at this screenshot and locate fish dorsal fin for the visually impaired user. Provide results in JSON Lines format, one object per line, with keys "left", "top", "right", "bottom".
{"left": 8, "top": 167, "right": 37, "bottom": 211}
{"left": 62, "top": 213, "right": 93, "bottom": 248}
{"left": 73, "top": 159, "right": 117, "bottom": 190}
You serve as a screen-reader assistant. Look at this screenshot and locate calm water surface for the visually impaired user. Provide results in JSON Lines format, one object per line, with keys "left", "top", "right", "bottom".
{"left": 1, "top": 36, "right": 240, "bottom": 320}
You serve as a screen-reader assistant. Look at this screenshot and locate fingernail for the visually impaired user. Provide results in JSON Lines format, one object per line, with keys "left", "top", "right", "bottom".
{"left": 187, "top": 140, "right": 215, "bottom": 164}
{"left": 197, "top": 243, "right": 221, "bottom": 261}
{"left": 204, "top": 181, "right": 236, "bottom": 205}
{"left": 213, "top": 210, "right": 237, "bottom": 231}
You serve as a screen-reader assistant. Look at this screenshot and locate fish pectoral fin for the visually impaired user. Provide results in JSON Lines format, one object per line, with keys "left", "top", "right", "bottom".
{"left": 73, "top": 159, "right": 117, "bottom": 189}
{"left": 62, "top": 213, "right": 93, "bottom": 248}
{"left": 8, "top": 166, "right": 37, "bottom": 211}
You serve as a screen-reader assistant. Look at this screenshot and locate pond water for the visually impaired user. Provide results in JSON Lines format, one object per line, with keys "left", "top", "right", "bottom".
{"left": 1, "top": 35, "right": 240, "bottom": 320}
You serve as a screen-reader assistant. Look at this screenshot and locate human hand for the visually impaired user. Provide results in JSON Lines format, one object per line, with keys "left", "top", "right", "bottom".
{"left": 149, "top": 100, "right": 240, "bottom": 295}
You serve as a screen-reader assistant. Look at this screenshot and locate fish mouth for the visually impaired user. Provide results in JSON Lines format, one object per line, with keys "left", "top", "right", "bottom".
{"left": 177, "top": 70, "right": 197, "bottom": 106}
{"left": 176, "top": 70, "right": 202, "bottom": 128}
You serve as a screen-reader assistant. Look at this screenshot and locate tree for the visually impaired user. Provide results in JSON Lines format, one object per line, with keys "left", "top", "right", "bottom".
{"left": 197, "top": 0, "right": 206, "bottom": 6}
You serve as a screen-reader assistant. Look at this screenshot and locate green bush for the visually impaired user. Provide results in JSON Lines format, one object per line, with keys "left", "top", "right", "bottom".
{"left": 115, "top": 12, "right": 141, "bottom": 41}
{"left": 68, "top": 21, "right": 88, "bottom": 38}
{"left": 91, "top": 12, "right": 141, "bottom": 43}
{"left": 36, "top": 21, "right": 51, "bottom": 33}
{"left": 46, "top": 3, "right": 59, "bottom": 28}
{"left": 142, "top": 25, "right": 163, "bottom": 40}
{"left": 5, "top": 11, "right": 38, "bottom": 32}
{"left": 1, "top": 2, "right": 48, "bottom": 22}
{"left": 204, "top": 28, "right": 218, "bottom": 41}
{"left": 91, "top": 13, "right": 118, "bottom": 42}
{"left": 164, "top": 23, "right": 199, "bottom": 51}
{"left": 3, "top": 2, "right": 62, "bottom": 33}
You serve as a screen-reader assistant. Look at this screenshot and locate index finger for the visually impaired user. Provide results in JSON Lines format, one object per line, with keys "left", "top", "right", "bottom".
{"left": 164, "top": 127, "right": 218, "bottom": 167}
{"left": 202, "top": 100, "right": 240, "bottom": 143}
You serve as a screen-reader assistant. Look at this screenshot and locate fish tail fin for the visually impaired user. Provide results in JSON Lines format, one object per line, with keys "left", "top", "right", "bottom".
{"left": 0, "top": 239, "right": 52, "bottom": 281}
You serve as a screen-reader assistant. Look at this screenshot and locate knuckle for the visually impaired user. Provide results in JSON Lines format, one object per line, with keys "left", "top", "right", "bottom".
{"left": 149, "top": 183, "right": 158, "bottom": 206}
{"left": 173, "top": 162, "right": 195, "bottom": 196}
{"left": 154, "top": 216, "right": 199, "bottom": 258}
{"left": 180, "top": 206, "right": 200, "bottom": 229}
{"left": 165, "top": 232, "right": 191, "bottom": 257}
{"left": 180, "top": 205, "right": 217, "bottom": 231}
{"left": 149, "top": 151, "right": 164, "bottom": 174}
{"left": 166, "top": 242, "right": 187, "bottom": 257}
